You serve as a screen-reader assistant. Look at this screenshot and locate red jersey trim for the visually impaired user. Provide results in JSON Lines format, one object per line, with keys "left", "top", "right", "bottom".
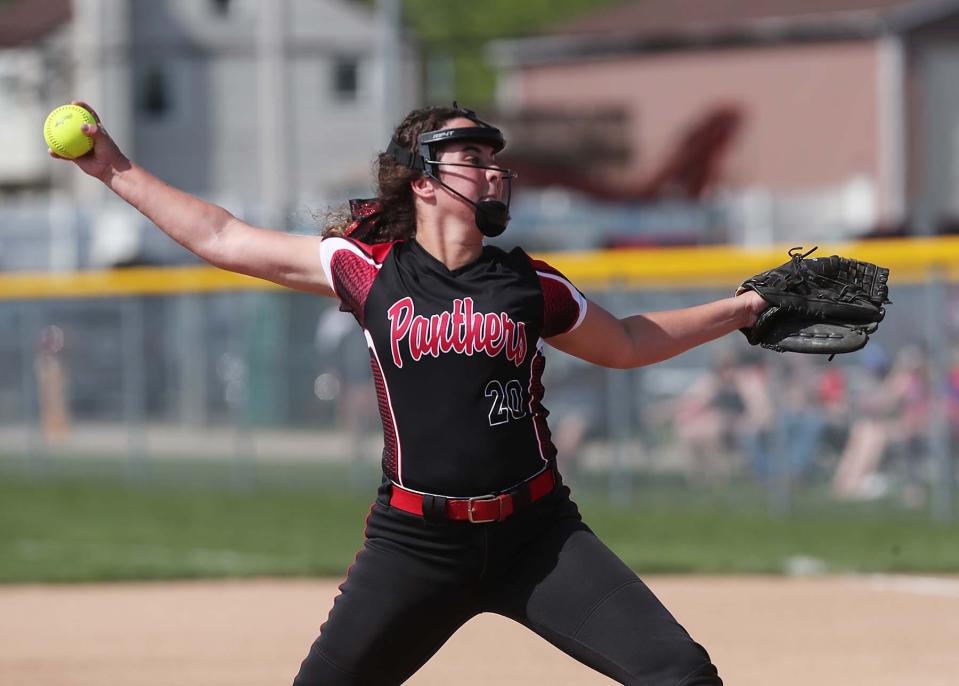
{"left": 365, "top": 330, "right": 404, "bottom": 486}
{"left": 529, "top": 258, "right": 588, "bottom": 337}
{"left": 526, "top": 341, "right": 552, "bottom": 468}
{"left": 319, "top": 237, "right": 398, "bottom": 327}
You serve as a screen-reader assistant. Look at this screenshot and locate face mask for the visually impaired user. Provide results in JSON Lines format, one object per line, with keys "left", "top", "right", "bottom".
{"left": 386, "top": 107, "right": 517, "bottom": 237}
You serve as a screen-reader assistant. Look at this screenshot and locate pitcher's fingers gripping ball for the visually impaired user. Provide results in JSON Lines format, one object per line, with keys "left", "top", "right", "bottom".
{"left": 738, "top": 246, "right": 892, "bottom": 357}
{"left": 43, "top": 104, "right": 97, "bottom": 159}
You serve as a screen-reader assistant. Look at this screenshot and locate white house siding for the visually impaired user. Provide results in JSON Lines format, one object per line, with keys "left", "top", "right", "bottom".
{"left": 125, "top": 0, "right": 414, "bottom": 210}
{"left": 0, "top": 49, "right": 49, "bottom": 184}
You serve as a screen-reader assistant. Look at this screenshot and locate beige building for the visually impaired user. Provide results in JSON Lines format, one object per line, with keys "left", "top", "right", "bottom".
{"left": 492, "top": 0, "right": 959, "bottom": 243}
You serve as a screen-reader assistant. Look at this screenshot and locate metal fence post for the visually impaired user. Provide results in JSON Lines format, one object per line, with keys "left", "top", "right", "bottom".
{"left": 768, "top": 359, "right": 791, "bottom": 518}
{"left": 605, "top": 284, "right": 634, "bottom": 505}
{"left": 121, "top": 297, "right": 149, "bottom": 482}
{"left": 231, "top": 292, "right": 258, "bottom": 490}
{"left": 175, "top": 293, "right": 207, "bottom": 427}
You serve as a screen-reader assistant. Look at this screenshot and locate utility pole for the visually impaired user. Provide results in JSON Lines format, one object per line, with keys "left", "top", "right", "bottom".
{"left": 378, "top": 0, "right": 403, "bottom": 139}
{"left": 257, "top": 0, "right": 290, "bottom": 230}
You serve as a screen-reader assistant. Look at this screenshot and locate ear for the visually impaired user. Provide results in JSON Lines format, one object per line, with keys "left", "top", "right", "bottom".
{"left": 410, "top": 174, "right": 435, "bottom": 202}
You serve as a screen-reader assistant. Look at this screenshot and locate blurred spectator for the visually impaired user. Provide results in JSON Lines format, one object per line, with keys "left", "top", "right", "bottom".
{"left": 816, "top": 363, "right": 850, "bottom": 456}
{"left": 831, "top": 345, "right": 930, "bottom": 501}
{"left": 733, "top": 353, "right": 775, "bottom": 480}
{"left": 652, "top": 350, "right": 771, "bottom": 483}
{"left": 763, "top": 356, "right": 829, "bottom": 483}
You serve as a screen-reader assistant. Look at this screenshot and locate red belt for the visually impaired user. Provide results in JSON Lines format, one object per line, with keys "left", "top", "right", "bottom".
{"left": 389, "top": 468, "right": 557, "bottom": 524}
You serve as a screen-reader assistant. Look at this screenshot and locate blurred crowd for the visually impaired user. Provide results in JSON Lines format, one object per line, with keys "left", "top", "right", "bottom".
{"left": 641, "top": 344, "right": 939, "bottom": 506}
{"left": 30, "top": 303, "right": 953, "bottom": 509}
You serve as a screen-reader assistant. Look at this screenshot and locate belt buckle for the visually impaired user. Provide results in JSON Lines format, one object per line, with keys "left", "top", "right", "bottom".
{"left": 467, "top": 494, "right": 502, "bottom": 523}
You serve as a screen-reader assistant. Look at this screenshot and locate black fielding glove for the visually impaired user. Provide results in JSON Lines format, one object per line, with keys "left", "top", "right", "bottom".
{"left": 738, "top": 247, "right": 891, "bottom": 357}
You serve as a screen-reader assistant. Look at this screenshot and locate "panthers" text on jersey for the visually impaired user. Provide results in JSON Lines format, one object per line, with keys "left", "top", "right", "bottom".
{"left": 387, "top": 296, "right": 527, "bottom": 368}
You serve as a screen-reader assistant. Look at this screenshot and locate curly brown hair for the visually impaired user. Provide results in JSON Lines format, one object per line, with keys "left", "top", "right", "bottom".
{"left": 323, "top": 105, "right": 463, "bottom": 243}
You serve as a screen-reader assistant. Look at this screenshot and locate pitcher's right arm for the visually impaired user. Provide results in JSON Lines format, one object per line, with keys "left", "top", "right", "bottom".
{"left": 52, "top": 101, "right": 333, "bottom": 296}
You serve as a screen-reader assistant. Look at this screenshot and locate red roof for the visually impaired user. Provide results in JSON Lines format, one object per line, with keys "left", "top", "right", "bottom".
{"left": 551, "top": 0, "right": 938, "bottom": 39}
{"left": 0, "top": 0, "right": 71, "bottom": 48}
{"left": 488, "top": 0, "right": 959, "bottom": 65}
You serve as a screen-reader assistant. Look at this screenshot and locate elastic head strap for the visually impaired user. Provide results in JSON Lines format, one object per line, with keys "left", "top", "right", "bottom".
{"left": 451, "top": 100, "right": 496, "bottom": 129}
{"left": 386, "top": 138, "right": 425, "bottom": 171}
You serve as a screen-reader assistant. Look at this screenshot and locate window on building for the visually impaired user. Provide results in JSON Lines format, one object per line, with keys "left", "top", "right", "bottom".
{"left": 140, "top": 66, "right": 170, "bottom": 118}
{"left": 332, "top": 57, "right": 359, "bottom": 101}
{"left": 211, "top": 0, "right": 231, "bottom": 16}
{"left": 0, "top": 74, "right": 17, "bottom": 100}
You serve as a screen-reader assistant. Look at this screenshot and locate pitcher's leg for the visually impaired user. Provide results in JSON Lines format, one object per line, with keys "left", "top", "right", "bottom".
{"left": 294, "top": 515, "right": 478, "bottom": 685}
{"left": 492, "top": 519, "right": 720, "bottom": 686}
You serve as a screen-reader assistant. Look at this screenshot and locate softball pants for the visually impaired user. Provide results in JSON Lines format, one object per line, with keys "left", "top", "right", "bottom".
{"left": 293, "top": 482, "right": 721, "bottom": 685}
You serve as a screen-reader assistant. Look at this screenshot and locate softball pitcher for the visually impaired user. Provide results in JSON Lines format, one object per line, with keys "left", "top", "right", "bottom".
{"left": 54, "top": 101, "right": 768, "bottom": 685}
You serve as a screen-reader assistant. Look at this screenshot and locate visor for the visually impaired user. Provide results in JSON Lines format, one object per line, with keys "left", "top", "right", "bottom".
{"left": 388, "top": 126, "right": 507, "bottom": 173}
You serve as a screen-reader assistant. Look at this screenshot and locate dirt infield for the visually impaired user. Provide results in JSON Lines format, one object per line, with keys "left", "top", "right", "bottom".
{"left": 2, "top": 575, "right": 957, "bottom": 685}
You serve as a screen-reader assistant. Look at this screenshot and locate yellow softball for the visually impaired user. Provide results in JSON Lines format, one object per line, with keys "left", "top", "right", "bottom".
{"left": 43, "top": 104, "right": 97, "bottom": 159}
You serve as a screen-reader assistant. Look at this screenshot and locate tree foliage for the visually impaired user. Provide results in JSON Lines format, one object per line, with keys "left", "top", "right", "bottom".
{"left": 399, "top": 0, "right": 624, "bottom": 106}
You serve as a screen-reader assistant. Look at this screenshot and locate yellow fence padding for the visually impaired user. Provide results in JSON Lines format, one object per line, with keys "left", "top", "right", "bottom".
{"left": 1, "top": 236, "right": 957, "bottom": 300}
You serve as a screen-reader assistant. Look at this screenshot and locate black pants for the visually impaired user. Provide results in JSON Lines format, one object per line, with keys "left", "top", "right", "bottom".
{"left": 294, "top": 483, "right": 721, "bottom": 685}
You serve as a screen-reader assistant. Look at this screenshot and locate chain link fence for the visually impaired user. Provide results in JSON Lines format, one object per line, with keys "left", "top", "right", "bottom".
{"left": 1, "top": 269, "right": 955, "bottom": 521}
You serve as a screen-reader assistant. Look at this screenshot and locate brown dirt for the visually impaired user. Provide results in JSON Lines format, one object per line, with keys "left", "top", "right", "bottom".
{"left": 2, "top": 575, "right": 957, "bottom": 685}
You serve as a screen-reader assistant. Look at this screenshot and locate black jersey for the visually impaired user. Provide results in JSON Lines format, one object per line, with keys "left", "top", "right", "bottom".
{"left": 319, "top": 237, "right": 587, "bottom": 497}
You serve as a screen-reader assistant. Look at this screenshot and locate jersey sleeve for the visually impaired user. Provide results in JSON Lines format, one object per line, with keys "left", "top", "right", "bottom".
{"left": 319, "top": 236, "right": 395, "bottom": 326}
{"left": 530, "top": 259, "right": 588, "bottom": 337}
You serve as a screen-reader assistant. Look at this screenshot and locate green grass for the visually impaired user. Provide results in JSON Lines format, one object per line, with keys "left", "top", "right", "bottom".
{"left": 582, "top": 499, "right": 958, "bottom": 574}
{"left": 0, "top": 474, "right": 372, "bottom": 583}
{"left": 1, "top": 460, "right": 956, "bottom": 583}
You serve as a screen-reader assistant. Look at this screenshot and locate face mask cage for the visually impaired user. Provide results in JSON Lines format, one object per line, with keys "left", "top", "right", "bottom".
{"left": 419, "top": 158, "right": 515, "bottom": 212}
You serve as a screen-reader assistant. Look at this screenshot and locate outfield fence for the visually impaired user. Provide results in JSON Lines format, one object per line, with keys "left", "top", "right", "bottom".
{"left": 1, "top": 237, "right": 956, "bottom": 521}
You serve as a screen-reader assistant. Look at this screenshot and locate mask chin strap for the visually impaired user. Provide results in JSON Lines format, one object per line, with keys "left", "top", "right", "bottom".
{"left": 386, "top": 119, "right": 515, "bottom": 238}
